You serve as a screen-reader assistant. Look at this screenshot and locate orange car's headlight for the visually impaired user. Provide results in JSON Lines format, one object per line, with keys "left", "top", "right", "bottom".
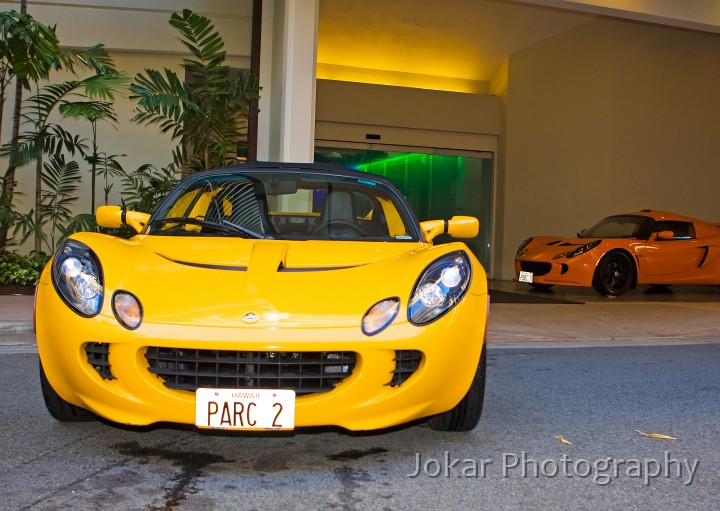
{"left": 553, "top": 240, "right": 602, "bottom": 259}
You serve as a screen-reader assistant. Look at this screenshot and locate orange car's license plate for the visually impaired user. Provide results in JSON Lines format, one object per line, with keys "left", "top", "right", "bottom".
{"left": 195, "top": 388, "right": 296, "bottom": 430}
{"left": 519, "top": 271, "right": 534, "bottom": 283}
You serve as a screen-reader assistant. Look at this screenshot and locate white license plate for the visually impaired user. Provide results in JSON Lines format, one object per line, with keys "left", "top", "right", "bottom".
{"left": 519, "top": 270, "right": 534, "bottom": 283}
{"left": 196, "top": 388, "right": 296, "bottom": 430}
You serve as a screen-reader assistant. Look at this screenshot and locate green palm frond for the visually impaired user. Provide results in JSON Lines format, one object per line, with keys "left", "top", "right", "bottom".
{"left": 0, "top": 11, "right": 60, "bottom": 87}
{"left": 24, "top": 81, "right": 83, "bottom": 124}
{"left": 80, "top": 71, "right": 130, "bottom": 101}
{"left": 41, "top": 154, "right": 81, "bottom": 200}
{"left": 130, "top": 68, "right": 189, "bottom": 138}
{"left": 59, "top": 100, "right": 118, "bottom": 124}
{"left": 54, "top": 43, "right": 116, "bottom": 75}
{"left": 169, "top": 9, "right": 226, "bottom": 68}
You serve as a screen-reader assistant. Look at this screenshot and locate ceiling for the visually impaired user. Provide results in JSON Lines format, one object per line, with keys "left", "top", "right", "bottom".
{"left": 316, "top": 0, "right": 720, "bottom": 93}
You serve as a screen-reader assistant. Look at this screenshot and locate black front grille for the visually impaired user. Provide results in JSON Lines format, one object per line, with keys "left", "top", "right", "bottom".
{"left": 145, "top": 348, "right": 356, "bottom": 396}
{"left": 85, "top": 342, "right": 115, "bottom": 380}
{"left": 520, "top": 261, "right": 552, "bottom": 276}
{"left": 387, "top": 350, "right": 423, "bottom": 387}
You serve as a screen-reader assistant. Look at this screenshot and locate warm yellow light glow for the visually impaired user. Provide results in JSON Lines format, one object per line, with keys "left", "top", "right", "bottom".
{"left": 316, "top": 63, "right": 488, "bottom": 94}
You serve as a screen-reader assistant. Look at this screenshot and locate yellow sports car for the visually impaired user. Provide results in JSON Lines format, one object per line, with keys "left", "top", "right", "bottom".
{"left": 36, "top": 162, "right": 488, "bottom": 432}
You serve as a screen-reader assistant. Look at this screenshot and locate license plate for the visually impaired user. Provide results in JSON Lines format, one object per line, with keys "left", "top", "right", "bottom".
{"left": 519, "top": 270, "right": 534, "bottom": 283}
{"left": 196, "top": 388, "right": 296, "bottom": 430}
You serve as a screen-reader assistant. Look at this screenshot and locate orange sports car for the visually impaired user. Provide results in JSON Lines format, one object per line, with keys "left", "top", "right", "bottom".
{"left": 515, "top": 210, "right": 720, "bottom": 296}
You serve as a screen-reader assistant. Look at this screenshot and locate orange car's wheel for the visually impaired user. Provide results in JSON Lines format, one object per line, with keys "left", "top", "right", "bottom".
{"left": 427, "top": 347, "right": 486, "bottom": 432}
{"left": 39, "top": 360, "right": 95, "bottom": 422}
{"left": 592, "top": 251, "right": 634, "bottom": 296}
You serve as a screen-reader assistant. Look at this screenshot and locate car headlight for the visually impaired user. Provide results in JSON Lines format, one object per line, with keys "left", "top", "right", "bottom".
{"left": 565, "top": 240, "right": 601, "bottom": 259}
{"left": 113, "top": 291, "right": 143, "bottom": 330}
{"left": 516, "top": 237, "right": 533, "bottom": 256}
{"left": 362, "top": 298, "right": 400, "bottom": 336}
{"left": 408, "top": 251, "right": 472, "bottom": 325}
{"left": 51, "top": 240, "right": 104, "bottom": 317}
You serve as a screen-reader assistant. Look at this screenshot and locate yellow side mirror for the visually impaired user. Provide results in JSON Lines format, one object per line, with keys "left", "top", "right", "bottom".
{"left": 420, "top": 216, "right": 479, "bottom": 242}
{"left": 96, "top": 205, "right": 150, "bottom": 233}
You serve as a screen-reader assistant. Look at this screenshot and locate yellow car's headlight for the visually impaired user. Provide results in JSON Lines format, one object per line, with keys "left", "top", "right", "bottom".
{"left": 362, "top": 298, "right": 400, "bottom": 336}
{"left": 112, "top": 291, "right": 143, "bottom": 330}
{"left": 51, "top": 240, "right": 104, "bottom": 317}
{"left": 408, "top": 251, "right": 472, "bottom": 325}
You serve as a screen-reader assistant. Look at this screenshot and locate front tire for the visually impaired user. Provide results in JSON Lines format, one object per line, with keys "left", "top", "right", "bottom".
{"left": 427, "top": 347, "right": 486, "bottom": 432}
{"left": 39, "top": 360, "right": 95, "bottom": 422}
{"left": 592, "top": 251, "right": 634, "bottom": 296}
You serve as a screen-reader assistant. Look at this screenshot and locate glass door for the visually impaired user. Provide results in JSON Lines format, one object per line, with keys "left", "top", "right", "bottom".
{"left": 315, "top": 144, "right": 493, "bottom": 270}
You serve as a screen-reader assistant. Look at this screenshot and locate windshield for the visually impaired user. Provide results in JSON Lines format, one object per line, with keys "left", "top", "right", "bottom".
{"left": 581, "top": 215, "right": 653, "bottom": 239}
{"left": 146, "top": 171, "right": 420, "bottom": 241}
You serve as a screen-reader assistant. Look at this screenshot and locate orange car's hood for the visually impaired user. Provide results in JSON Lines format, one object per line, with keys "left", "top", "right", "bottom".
{"left": 62, "top": 233, "right": 485, "bottom": 329}
{"left": 522, "top": 236, "right": 601, "bottom": 257}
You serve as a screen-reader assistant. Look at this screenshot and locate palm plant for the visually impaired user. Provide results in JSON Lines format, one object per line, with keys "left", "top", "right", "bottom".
{"left": 6, "top": 69, "right": 128, "bottom": 251}
{"left": 39, "top": 154, "right": 81, "bottom": 251}
{"left": 1, "top": 6, "right": 126, "bottom": 252}
{"left": 58, "top": 100, "right": 120, "bottom": 214}
{"left": 130, "top": 9, "right": 260, "bottom": 174}
{"left": 0, "top": 9, "right": 59, "bottom": 251}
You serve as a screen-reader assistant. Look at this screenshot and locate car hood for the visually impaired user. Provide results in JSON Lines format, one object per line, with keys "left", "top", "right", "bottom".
{"left": 59, "top": 233, "right": 486, "bottom": 329}
{"left": 520, "top": 236, "right": 604, "bottom": 258}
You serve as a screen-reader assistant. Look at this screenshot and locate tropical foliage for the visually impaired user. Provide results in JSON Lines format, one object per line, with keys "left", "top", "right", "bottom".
{"left": 0, "top": 8, "right": 257, "bottom": 287}
{"left": 130, "top": 8, "right": 260, "bottom": 174}
{"left": 0, "top": 249, "right": 48, "bottom": 286}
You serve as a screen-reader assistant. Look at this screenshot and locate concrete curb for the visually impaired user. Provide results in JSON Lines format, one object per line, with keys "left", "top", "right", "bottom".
{"left": 0, "top": 321, "right": 33, "bottom": 334}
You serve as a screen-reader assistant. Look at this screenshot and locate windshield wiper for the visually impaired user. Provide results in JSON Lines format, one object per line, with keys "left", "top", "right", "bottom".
{"left": 146, "top": 217, "right": 267, "bottom": 239}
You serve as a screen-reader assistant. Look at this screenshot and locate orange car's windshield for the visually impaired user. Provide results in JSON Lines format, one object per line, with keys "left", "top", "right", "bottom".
{"left": 581, "top": 215, "right": 653, "bottom": 239}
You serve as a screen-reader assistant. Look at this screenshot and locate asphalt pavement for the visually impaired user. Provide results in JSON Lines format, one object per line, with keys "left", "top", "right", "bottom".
{"left": 2, "top": 281, "right": 720, "bottom": 347}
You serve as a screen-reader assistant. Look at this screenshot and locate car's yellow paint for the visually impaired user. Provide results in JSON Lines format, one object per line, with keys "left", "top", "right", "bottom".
{"left": 421, "top": 216, "right": 479, "bottom": 242}
{"left": 37, "top": 230, "right": 487, "bottom": 430}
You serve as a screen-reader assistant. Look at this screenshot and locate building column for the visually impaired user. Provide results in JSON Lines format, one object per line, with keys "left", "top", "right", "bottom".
{"left": 256, "top": 0, "right": 319, "bottom": 163}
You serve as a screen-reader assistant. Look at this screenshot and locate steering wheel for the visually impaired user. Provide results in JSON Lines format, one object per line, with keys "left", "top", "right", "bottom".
{"left": 311, "top": 219, "right": 366, "bottom": 236}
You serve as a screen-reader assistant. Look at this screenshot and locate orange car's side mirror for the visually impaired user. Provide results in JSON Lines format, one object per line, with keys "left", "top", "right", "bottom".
{"left": 656, "top": 230, "right": 675, "bottom": 240}
{"left": 96, "top": 205, "right": 150, "bottom": 233}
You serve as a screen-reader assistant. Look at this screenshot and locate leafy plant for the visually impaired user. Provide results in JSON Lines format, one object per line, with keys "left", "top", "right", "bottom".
{"left": 58, "top": 99, "right": 120, "bottom": 214}
{"left": 4, "top": 63, "right": 128, "bottom": 252}
{"left": 130, "top": 9, "right": 260, "bottom": 174}
{"left": 0, "top": 249, "right": 49, "bottom": 286}
{"left": 120, "top": 163, "right": 178, "bottom": 214}
{"left": 0, "top": 9, "right": 60, "bottom": 251}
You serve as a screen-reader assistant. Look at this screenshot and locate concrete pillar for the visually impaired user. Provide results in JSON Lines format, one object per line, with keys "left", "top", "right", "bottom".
{"left": 257, "top": 0, "right": 319, "bottom": 163}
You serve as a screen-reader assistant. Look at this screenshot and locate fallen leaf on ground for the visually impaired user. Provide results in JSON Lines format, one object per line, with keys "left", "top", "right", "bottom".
{"left": 636, "top": 430, "right": 677, "bottom": 440}
{"left": 554, "top": 435, "right": 572, "bottom": 445}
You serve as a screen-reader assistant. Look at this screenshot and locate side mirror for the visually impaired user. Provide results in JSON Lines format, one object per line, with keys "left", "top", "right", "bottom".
{"left": 656, "top": 230, "right": 675, "bottom": 240}
{"left": 420, "top": 216, "right": 479, "bottom": 242}
{"left": 96, "top": 205, "right": 150, "bottom": 233}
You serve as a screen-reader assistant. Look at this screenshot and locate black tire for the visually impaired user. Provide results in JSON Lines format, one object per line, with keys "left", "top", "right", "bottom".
{"left": 427, "top": 348, "right": 486, "bottom": 432}
{"left": 592, "top": 251, "right": 634, "bottom": 296}
{"left": 529, "top": 283, "right": 554, "bottom": 290}
{"left": 39, "top": 359, "right": 95, "bottom": 422}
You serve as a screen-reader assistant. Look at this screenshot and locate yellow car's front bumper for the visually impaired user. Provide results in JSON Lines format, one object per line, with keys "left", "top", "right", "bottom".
{"left": 36, "top": 282, "right": 487, "bottom": 431}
